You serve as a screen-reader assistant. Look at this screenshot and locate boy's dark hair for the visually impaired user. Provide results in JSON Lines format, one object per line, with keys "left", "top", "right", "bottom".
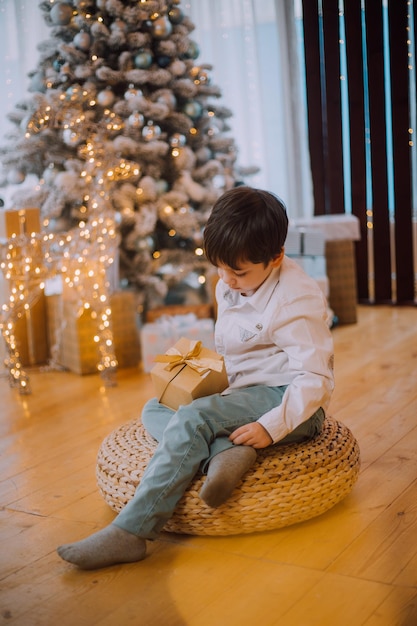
{"left": 203, "top": 186, "right": 288, "bottom": 269}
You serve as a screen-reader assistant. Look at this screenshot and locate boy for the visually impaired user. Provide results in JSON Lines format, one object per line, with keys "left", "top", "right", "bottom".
{"left": 57, "top": 186, "right": 334, "bottom": 569}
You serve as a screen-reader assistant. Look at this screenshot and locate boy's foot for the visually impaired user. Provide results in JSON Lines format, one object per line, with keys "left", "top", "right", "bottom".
{"left": 199, "top": 445, "right": 257, "bottom": 508}
{"left": 57, "top": 524, "right": 147, "bottom": 570}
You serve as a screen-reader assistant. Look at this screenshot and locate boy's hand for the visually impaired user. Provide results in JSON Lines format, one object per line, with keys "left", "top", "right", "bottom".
{"left": 229, "top": 422, "right": 273, "bottom": 449}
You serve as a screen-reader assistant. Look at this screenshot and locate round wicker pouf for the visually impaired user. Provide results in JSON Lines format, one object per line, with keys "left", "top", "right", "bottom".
{"left": 96, "top": 416, "right": 360, "bottom": 536}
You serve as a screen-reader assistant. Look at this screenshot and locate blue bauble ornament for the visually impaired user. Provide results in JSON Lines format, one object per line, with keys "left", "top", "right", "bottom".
{"left": 168, "top": 7, "right": 184, "bottom": 24}
{"left": 185, "top": 40, "right": 200, "bottom": 60}
{"left": 183, "top": 100, "right": 203, "bottom": 119}
{"left": 29, "top": 72, "right": 45, "bottom": 93}
{"left": 155, "top": 179, "right": 169, "bottom": 195}
{"left": 53, "top": 57, "right": 65, "bottom": 72}
{"left": 156, "top": 55, "right": 171, "bottom": 68}
{"left": 134, "top": 50, "right": 153, "bottom": 69}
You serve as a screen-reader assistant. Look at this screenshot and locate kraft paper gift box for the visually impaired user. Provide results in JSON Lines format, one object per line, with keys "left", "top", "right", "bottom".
{"left": 46, "top": 291, "right": 140, "bottom": 375}
{"left": 0, "top": 207, "right": 49, "bottom": 365}
{"left": 140, "top": 314, "right": 215, "bottom": 373}
{"left": 0, "top": 277, "right": 49, "bottom": 366}
{"left": 151, "top": 337, "right": 228, "bottom": 411}
{"left": 0, "top": 207, "right": 41, "bottom": 238}
{"left": 108, "top": 291, "right": 141, "bottom": 368}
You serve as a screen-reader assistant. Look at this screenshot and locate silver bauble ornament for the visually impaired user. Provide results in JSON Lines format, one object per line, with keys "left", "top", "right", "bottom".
{"left": 50, "top": 3, "right": 73, "bottom": 26}
{"left": 74, "top": 31, "right": 91, "bottom": 51}
{"left": 125, "top": 85, "right": 143, "bottom": 100}
{"left": 128, "top": 111, "right": 145, "bottom": 128}
{"left": 97, "top": 88, "right": 115, "bottom": 107}
{"left": 142, "top": 121, "right": 162, "bottom": 141}
{"left": 7, "top": 169, "right": 26, "bottom": 185}
{"left": 63, "top": 128, "right": 81, "bottom": 146}
{"left": 42, "top": 164, "right": 60, "bottom": 183}
{"left": 157, "top": 92, "right": 176, "bottom": 109}
{"left": 169, "top": 133, "right": 186, "bottom": 147}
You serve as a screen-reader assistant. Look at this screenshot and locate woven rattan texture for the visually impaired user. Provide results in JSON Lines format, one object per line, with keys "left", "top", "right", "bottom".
{"left": 96, "top": 416, "right": 360, "bottom": 536}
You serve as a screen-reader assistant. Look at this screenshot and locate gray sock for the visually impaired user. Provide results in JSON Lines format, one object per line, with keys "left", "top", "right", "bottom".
{"left": 199, "top": 445, "right": 257, "bottom": 508}
{"left": 57, "top": 524, "right": 147, "bottom": 570}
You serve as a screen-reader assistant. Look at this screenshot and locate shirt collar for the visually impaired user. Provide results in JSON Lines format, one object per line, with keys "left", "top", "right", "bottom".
{"left": 247, "top": 266, "right": 281, "bottom": 312}
{"left": 222, "top": 266, "right": 281, "bottom": 312}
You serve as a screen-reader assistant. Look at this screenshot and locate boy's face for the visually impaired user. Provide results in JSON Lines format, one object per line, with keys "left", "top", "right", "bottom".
{"left": 217, "top": 252, "right": 284, "bottom": 295}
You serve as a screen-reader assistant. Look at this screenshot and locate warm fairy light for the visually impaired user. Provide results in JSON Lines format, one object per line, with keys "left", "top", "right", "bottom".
{"left": 0, "top": 128, "right": 140, "bottom": 390}
{"left": 1, "top": 207, "right": 120, "bottom": 390}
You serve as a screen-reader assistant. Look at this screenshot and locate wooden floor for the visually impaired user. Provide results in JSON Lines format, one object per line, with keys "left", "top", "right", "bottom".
{"left": 1, "top": 305, "right": 417, "bottom": 626}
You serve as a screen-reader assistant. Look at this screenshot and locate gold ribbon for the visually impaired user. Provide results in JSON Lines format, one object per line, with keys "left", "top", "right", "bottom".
{"left": 154, "top": 340, "right": 223, "bottom": 376}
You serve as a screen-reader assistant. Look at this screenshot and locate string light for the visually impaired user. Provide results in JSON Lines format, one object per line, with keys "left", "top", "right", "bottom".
{"left": 0, "top": 231, "right": 54, "bottom": 393}
{"left": 0, "top": 130, "right": 129, "bottom": 391}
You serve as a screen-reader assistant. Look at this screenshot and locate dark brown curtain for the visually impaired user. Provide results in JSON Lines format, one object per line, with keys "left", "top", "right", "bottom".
{"left": 301, "top": 0, "right": 416, "bottom": 304}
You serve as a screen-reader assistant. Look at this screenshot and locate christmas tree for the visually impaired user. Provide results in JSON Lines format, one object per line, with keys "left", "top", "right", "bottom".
{"left": 0, "top": 0, "right": 256, "bottom": 312}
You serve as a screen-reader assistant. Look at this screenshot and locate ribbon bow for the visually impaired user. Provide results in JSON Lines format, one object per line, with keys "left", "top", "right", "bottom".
{"left": 154, "top": 340, "right": 223, "bottom": 376}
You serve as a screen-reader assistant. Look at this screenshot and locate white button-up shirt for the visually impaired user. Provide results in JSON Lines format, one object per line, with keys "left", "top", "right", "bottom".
{"left": 215, "top": 256, "right": 335, "bottom": 443}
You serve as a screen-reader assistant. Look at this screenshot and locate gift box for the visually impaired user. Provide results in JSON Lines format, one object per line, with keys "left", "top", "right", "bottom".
{"left": 140, "top": 314, "right": 215, "bottom": 373}
{"left": 286, "top": 227, "right": 326, "bottom": 257}
{"left": 145, "top": 303, "right": 213, "bottom": 322}
{"left": 0, "top": 326, "right": 6, "bottom": 371}
{"left": 151, "top": 337, "right": 228, "bottom": 410}
{"left": 46, "top": 290, "right": 141, "bottom": 375}
{"left": 292, "top": 215, "right": 360, "bottom": 324}
{"left": 289, "top": 255, "right": 327, "bottom": 281}
{"left": 0, "top": 277, "right": 49, "bottom": 366}
{"left": 0, "top": 207, "right": 49, "bottom": 365}
{"left": 110, "top": 291, "right": 141, "bottom": 368}
{"left": 12, "top": 294, "right": 49, "bottom": 365}
{"left": 325, "top": 239, "right": 357, "bottom": 324}
{"left": 286, "top": 227, "right": 328, "bottom": 295}
{"left": 0, "top": 208, "right": 41, "bottom": 239}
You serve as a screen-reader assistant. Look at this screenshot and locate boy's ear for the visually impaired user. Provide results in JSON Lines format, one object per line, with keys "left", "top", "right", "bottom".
{"left": 270, "top": 249, "right": 285, "bottom": 267}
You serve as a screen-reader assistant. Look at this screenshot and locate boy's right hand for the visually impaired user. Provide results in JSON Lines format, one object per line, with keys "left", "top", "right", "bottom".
{"left": 229, "top": 422, "right": 273, "bottom": 449}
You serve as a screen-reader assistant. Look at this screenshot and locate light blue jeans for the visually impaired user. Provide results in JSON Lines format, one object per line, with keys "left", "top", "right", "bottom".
{"left": 113, "top": 386, "right": 324, "bottom": 539}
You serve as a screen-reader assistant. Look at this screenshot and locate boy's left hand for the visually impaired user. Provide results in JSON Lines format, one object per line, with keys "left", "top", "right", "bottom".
{"left": 229, "top": 422, "right": 273, "bottom": 449}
